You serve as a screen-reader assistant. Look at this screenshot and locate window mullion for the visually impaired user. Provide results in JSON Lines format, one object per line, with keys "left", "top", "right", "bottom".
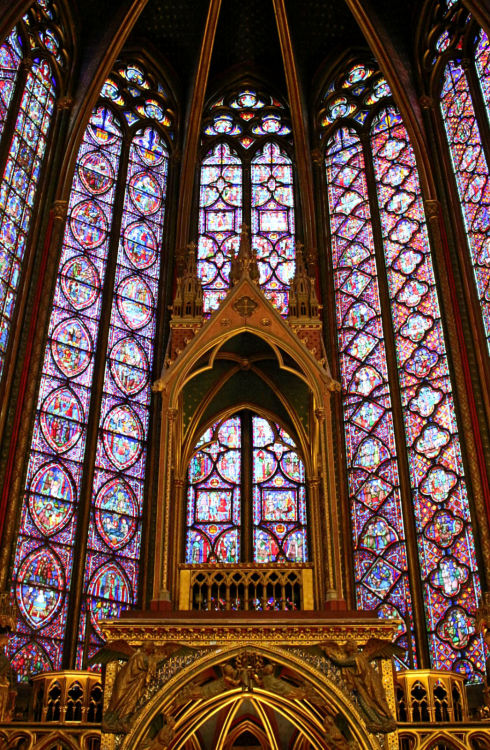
{"left": 361, "top": 129, "right": 430, "bottom": 670}
{"left": 0, "top": 56, "right": 28, "bottom": 179}
{"left": 62, "top": 132, "right": 132, "bottom": 669}
{"left": 243, "top": 160, "right": 252, "bottom": 231}
{"left": 241, "top": 410, "right": 253, "bottom": 563}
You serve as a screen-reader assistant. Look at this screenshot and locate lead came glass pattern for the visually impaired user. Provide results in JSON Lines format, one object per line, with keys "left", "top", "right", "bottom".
{"left": 0, "top": 31, "right": 22, "bottom": 134}
{"left": 198, "top": 88, "right": 294, "bottom": 316}
{"left": 252, "top": 417, "right": 308, "bottom": 563}
{"left": 79, "top": 127, "right": 169, "bottom": 663}
{"left": 0, "top": 0, "right": 68, "bottom": 382}
{"left": 186, "top": 417, "right": 242, "bottom": 563}
{"left": 440, "top": 55, "right": 490, "bottom": 348}
{"left": 9, "top": 107, "right": 123, "bottom": 678}
{"left": 321, "top": 62, "right": 484, "bottom": 679}
{"left": 198, "top": 143, "right": 242, "bottom": 313}
{"left": 251, "top": 143, "right": 295, "bottom": 315}
{"left": 0, "top": 58, "right": 55, "bottom": 377}
{"left": 372, "top": 106, "right": 484, "bottom": 679}
{"left": 325, "top": 126, "right": 415, "bottom": 663}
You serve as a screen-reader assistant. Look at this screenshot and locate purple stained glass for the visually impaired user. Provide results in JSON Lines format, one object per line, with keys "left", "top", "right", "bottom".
{"left": 252, "top": 417, "right": 307, "bottom": 563}
{"left": 10, "top": 106, "right": 123, "bottom": 676}
{"left": 186, "top": 417, "right": 242, "bottom": 563}
{"left": 0, "top": 32, "right": 21, "bottom": 132}
{"left": 372, "top": 105, "right": 484, "bottom": 678}
{"left": 0, "top": 57, "right": 55, "bottom": 378}
{"left": 325, "top": 126, "right": 415, "bottom": 664}
{"left": 251, "top": 142, "right": 296, "bottom": 315}
{"left": 198, "top": 88, "right": 294, "bottom": 316}
{"left": 197, "top": 143, "right": 242, "bottom": 313}
{"left": 78, "top": 127, "right": 169, "bottom": 663}
{"left": 440, "top": 55, "right": 490, "bottom": 349}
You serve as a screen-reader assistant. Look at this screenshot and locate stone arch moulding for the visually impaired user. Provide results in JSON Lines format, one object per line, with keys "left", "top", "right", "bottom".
{"left": 151, "top": 271, "right": 342, "bottom": 609}
{"left": 109, "top": 644, "right": 384, "bottom": 750}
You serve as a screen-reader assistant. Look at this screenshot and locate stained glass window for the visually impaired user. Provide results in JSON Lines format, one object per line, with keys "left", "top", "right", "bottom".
{"left": 430, "top": 2, "right": 490, "bottom": 350}
{"left": 252, "top": 416, "right": 307, "bottom": 563}
{"left": 0, "top": 1, "right": 65, "bottom": 381}
{"left": 321, "top": 63, "right": 484, "bottom": 678}
{"left": 185, "top": 412, "right": 308, "bottom": 565}
{"left": 198, "top": 144, "right": 242, "bottom": 313}
{"left": 197, "top": 88, "right": 295, "bottom": 315}
{"left": 325, "top": 125, "right": 415, "bottom": 663}
{"left": 10, "top": 61, "right": 173, "bottom": 679}
{"left": 186, "top": 416, "right": 242, "bottom": 563}
{"left": 78, "top": 127, "right": 169, "bottom": 665}
{"left": 440, "top": 47, "right": 490, "bottom": 348}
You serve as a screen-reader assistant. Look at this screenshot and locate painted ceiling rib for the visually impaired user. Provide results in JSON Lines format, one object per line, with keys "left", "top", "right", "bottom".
{"left": 344, "top": 0, "right": 437, "bottom": 198}
{"left": 175, "top": 0, "right": 222, "bottom": 253}
{"left": 272, "top": 0, "right": 317, "bottom": 264}
{"left": 462, "top": 0, "right": 490, "bottom": 34}
{"left": 59, "top": 0, "right": 151, "bottom": 198}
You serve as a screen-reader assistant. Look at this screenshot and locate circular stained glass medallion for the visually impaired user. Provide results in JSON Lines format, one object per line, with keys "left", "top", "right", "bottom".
{"left": 51, "top": 317, "right": 92, "bottom": 378}
{"left": 128, "top": 171, "right": 162, "bottom": 215}
{"left": 123, "top": 222, "right": 157, "bottom": 269}
{"left": 40, "top": 386, "right": 83, "bottom": 453}
{"left": 110, "top": 337, "right": 148, "bottom": 395}
{"left": 116, "top": 275, "right": 153, "bottom": 330}
{"left": 16, "top": 548, "right": 65, "bottom": 629}
{"left": 79, "top": 151, "right": 114, "bottom": 195}
{"left": 70, "top": 199, "right": 107, "bottom": 249}
{"left": 60, "top": 255, "right": 100, "bottom": 311}
{"left": 87, "top": 563, "right": 131, "bottom": 637}
{"left": 95, "top": 477, "right": 138, "bottom": 550}
{"left": 29, "top": 462, "right": 75, "bottom": 536}
{"left": 102, "top": 404, "right": 143, "bottom": 469}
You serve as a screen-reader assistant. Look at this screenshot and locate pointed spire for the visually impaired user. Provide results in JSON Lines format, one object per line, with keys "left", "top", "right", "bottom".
{"left": 229, "top": 224, "right": 260, "bottom": 285}
{"left": 171, "top": 242, "right": 203, "bottom": 320}
{"left": 288, "top": 242, "right": 320, "bottom": 320}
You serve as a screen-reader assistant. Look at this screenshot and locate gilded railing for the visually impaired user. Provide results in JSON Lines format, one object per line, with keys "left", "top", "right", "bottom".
{"left": 31, "top": 671, "right": 102, "bottom": 724}
{"left": 395, "top": 669, "right": 468, "bottom": 723}
{"left": 178, "top": 563, "right": 314, "bottom": 611}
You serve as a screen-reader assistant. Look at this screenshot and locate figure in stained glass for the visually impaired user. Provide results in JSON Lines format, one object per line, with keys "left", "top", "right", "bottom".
{"left": 11, "top": 60, "right": 172, "bottom": 676}
{"left": 322, "top": 60, "right": 484, "bottom": 676}
{"left": 186, "top": 414, "right": 307, "bottom": 565}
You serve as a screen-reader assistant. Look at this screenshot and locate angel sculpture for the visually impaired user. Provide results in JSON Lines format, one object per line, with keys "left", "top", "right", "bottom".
{"left": 90, "top": 640, "right": 193, "bottom": 733}
{"left": 321, "top": 639, "right": 403, "bottom": 734}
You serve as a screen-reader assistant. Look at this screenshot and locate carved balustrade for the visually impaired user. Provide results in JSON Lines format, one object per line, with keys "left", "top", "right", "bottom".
{"left": 178, "top": 563, "right": 314, "bottom": 611}
{"left": 30, "top": 671, "right": 102, "bottom": 724}
{"left": 395, "top": 669, "right": 468, "bottom": 723}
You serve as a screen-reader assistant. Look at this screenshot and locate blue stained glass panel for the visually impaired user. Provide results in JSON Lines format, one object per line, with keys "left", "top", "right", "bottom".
{"left": 78, "top": 127, "right": 169, "bottom": 663}
{"left": 10, "top": 106, "right": 123, "bottom": 677}
{"left": 0, "top": 58, "right": 55, "bottom": 376}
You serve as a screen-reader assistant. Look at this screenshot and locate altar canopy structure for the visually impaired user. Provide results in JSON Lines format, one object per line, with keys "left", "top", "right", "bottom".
{"left": 0, "top": 1, "right": 489, "bottom": 749}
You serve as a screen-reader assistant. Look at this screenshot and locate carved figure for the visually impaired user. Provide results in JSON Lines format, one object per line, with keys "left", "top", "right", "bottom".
{"left": 323, "top": 712, "right": 353, "bottom": 750}
{"left": 321, "top": 639, "right": 402, "bottom": 734}
{"left": 145, "top": 714, "right": 176, "bottom": 750}
{"left": 90, "top": 640, "right": 192, "bottom": 733}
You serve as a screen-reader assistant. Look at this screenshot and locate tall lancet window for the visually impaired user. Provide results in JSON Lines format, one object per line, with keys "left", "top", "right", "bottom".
{"left": 0, "top": 0, "right": 68, "bottom": 381}
{"left": 425, "top": 0, "right": 490, "bottom": 349}
{"left": 9, "top": 61, "right": 174, "bottom": 678}
{"left": 320, "top": 62, "right": 484, "bottom": 679}
{"left": 197, "top": 88, "right": 296, "bottom": 316}
{"left": 185, "top": 413, "right": 308, "bottom": 568}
